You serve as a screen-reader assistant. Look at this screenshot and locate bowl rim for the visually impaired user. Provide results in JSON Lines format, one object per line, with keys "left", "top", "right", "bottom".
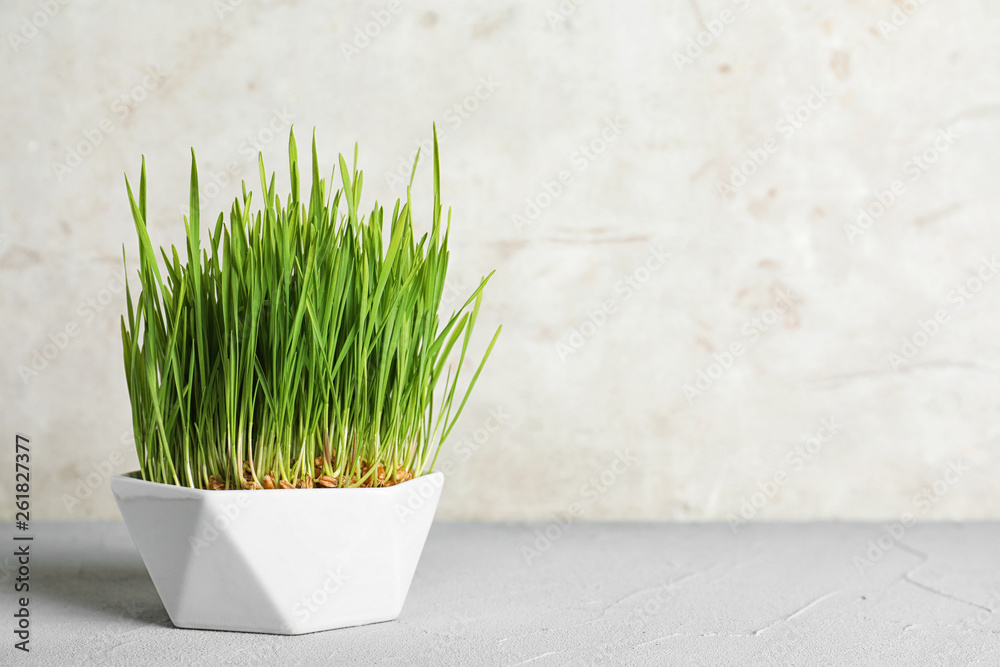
{"left": 112, "top": 469, "right": 445, "bottom": 495}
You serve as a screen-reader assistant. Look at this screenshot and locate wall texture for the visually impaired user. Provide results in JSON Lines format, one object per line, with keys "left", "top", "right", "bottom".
{"left": 2, "top": 0, "right": 999, "bottom": 522}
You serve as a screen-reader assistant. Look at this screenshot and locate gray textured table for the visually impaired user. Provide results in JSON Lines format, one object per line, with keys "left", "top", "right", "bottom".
{"left": 1, "top": 522, "right": 998, "bottom": 665}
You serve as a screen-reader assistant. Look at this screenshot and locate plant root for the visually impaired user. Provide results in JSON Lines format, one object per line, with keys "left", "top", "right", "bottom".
{"left": 208, "top": 461, "right": 415, "bottom": 490}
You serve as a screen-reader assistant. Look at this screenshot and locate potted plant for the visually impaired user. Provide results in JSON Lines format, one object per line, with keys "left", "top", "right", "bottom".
{"left": 110, "top": 127, "right": 500, "bottom": 634}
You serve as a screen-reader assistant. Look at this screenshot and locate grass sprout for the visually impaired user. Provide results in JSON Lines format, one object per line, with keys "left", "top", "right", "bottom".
{"left": 120, "top": 126, "right": 500, "bottom": 490}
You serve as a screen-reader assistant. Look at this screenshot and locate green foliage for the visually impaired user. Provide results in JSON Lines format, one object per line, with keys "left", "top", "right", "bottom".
{"left": 121, "top": 127, "right": 499, "bottom": 490}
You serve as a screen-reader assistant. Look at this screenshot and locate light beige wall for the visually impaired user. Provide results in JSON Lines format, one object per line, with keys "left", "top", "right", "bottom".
{"left": 2, "top": 0, "right": 999, "bottom": 522}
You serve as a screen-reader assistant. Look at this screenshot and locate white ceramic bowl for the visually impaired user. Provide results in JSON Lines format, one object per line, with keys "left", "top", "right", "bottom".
{"left": 111, "top": 471, "right": 444, "bottom": 634}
